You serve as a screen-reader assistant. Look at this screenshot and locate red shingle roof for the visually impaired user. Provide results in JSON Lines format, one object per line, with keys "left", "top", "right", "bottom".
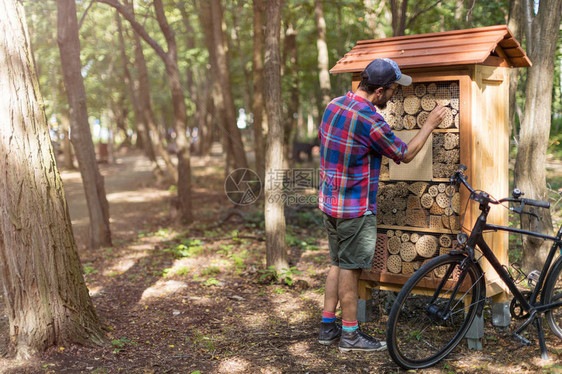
{"left": 330, "top": 25, "right": 531, "bottom": 74}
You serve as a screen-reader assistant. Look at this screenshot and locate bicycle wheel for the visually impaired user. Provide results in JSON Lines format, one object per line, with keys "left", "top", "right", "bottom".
{"left": 386, "top": 254, "right": 484, "bottom": 369}
{"left": 543, "top": 257, "right": 562, "bottom": 339}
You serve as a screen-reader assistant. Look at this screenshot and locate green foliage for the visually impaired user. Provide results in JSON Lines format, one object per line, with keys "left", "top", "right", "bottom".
{"left": 83, "top": 263, "right": 98, "bottom": 275}
{"left": 259, "top": 266, "right": 302, "bottom": 287}
{"left": 165, "top": 239, "right": 204, "bottom": 258}
{"left": 111, "top": 337, "right": 135, "bottom": 354}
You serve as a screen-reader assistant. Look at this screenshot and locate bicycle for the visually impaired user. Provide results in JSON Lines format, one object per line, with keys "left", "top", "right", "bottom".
{"left": 385, "top": 164, "right": 562, "bottom": 369}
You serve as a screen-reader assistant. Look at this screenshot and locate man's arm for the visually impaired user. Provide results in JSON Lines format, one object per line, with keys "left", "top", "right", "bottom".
{"left": 402, "top": 104, "right": 447, "bottom": 163}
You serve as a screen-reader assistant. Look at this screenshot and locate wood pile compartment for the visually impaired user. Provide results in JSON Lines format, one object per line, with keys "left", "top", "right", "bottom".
{"left": 370, "top": 80, "right": 462, "bottom": 284}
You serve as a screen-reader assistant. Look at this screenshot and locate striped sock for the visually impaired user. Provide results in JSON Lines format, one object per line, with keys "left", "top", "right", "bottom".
{"left": 342, "top": 320, "right": 358, "bottom": 332}
{"left": 322, "top": 311, "right": 336, "bottom": 323}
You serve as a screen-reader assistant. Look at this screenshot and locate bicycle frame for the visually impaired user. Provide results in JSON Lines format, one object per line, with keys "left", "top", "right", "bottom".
{"left": 457, "top": 174, "right": 562, "bottom": 359}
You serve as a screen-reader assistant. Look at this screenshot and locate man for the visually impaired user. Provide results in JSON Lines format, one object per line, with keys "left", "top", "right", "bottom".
{"left": 317, "top": 58, "right": 446, "bottom": 352}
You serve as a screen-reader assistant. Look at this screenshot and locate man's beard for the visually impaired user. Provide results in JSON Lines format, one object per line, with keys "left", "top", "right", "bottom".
{"left": 375, "top": 101, "right": 387, "bottom": 110}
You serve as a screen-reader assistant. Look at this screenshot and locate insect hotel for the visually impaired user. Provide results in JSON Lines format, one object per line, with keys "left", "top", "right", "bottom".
{"left": 329, "top": 25, "right": 531, "bottom": 341}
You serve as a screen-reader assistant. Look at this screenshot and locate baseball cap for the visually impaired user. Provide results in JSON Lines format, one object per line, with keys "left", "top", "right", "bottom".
{"left": 362, "top": 58, "right": 412, "bottom": 86}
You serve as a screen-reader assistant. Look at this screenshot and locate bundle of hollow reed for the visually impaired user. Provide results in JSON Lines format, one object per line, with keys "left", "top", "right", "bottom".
{"left": 398, "top": 181, "right": 411, "bottom": 196}
{"left": 443, "top": 133, "right": 459, "bottom": 150}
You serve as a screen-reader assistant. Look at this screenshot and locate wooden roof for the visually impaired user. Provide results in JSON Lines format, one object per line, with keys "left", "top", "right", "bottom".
{"left": 330, "top": 25, "right": 531, "bottom": 74}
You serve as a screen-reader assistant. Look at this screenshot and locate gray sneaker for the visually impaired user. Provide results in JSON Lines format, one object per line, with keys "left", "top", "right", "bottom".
{"left": 318, "top": 322, "right": 342, "bottom": 345}
{"left": 338, "top": 329, "right": 387, "bottom": 352}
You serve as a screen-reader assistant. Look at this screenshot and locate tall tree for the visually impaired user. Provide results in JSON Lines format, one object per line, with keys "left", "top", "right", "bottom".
{"left": 57, "top": 0, "right": 112, "bottom": 249}
{"left": 252, "top": 0, "right": 266, "bottom": 181}
{"left": 284, "top": 21, "right": 299, "bottom": 164}
{"left": 115, "top": 9, "right": 157, "bottom": 165}
{"left": 98, "top": 0, "right": 193, "bottom": 223}
{"left": 126, "top": 1, "right": 177, "bottom": 182}
{"left": 264, "top": 0, "right": 289, "bottom": 272}
{"left": 208, "top": 0, "right": 249, "bottom": 170}
{"left": 0, "top": 0, "right": 106, "bottom": 359}
{"left": 514, "top": 0, "right": 562, "bottom": 272}
{"left": 314, "top": 0, "right": 331, "bottom": 108}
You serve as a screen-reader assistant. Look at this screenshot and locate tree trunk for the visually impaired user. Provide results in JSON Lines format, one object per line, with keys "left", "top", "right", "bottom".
{"left": 0, "top": 0, "right": 106, "bottom": 359}
{"left": 127, "top": 1, "right": 177, "bottom": 183}
{"left": 314, "top": 0, "right": 331, "bottom": 108}
{"left": 508, "top": 0, "right": 524, "bottom": 141}
{"left": 116, "top": 9, "right": 157, "bottom": 165}
{"left": 253, "top": 0, "right": 266, "bottom": 181}
{"left": 99, "top": 0, "right": 192, "bottom": 222}
{"left": 60, "top": 107, "right": 76, "bottom": 170}
{"left": 57, "top": 0, "right": 112, "bottom": 249}
{"left": 284, "top": 23, "right": 299, "bottom": 166}
{"left": 199, "top": 0, "right": 234, "bottom": 175}
{"left": 515, "top": 0, "right": 561, "bottom": 272}
{"left": 390, "top": 0, "right": 408, "bottom": 36}
{"left": 209, "top": 0, "right": 249, "bottom": 170}
{"left": 264, "top": 0, "right": 289, "bottom": 272}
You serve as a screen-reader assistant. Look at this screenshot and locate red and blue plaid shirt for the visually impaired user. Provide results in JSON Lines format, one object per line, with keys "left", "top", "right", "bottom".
{"left": 318, "top": 91, "right": 408, "bottom": 218}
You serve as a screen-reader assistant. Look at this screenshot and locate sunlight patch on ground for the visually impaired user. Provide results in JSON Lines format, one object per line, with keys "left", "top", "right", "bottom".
{"left": 288, "top": 341, "right": 312, "bottom": 357}
{"left": 87, "top": 286, "right": 103, "bottom": 297}
{"left": 241, "top": 312, "right": 270, "bottom": 328}
{"left": 106, "top": 189, "right": 169, "bottom": 203}
{"left": 140, "top": 279, "right": 188, "bottom": 300}
{"left": 102, "top": 257, "right": 136, "bottom": 275}
{"left": 217, "top": 357, "right": 250, "bottom": 373}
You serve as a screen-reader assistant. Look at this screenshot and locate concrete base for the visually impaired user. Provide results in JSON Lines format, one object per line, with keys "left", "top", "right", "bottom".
{"left": 357, "top": 299, "right": 372, "bottom": 323}
{"left": 465, "top": 314, "right": 484, "bottom": 350}
{"left": 492, "top": 301, "right": 511, "bottom": 328}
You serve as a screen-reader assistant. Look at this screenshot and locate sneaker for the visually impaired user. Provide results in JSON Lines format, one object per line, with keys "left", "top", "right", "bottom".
{"left": 318, "top": 322, "right": 342, "bottom": 345}
{"left": 338, "top": 329, "right": 387, "bottom": 352}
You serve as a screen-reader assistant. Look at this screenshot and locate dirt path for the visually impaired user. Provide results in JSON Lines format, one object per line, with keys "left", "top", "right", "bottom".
{"left": 1, "top": 150, "right": 561, "bottom": 373}
{"left": 61, "top": 153, "right": 172, "bottom": 250}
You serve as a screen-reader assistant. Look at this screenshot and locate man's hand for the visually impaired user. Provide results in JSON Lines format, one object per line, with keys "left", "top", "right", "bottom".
{"left": 423, "top": 104, "right": 447, "bottom": 130}
{"left": 402, "top": 104, "right": 447, "bottom": 163}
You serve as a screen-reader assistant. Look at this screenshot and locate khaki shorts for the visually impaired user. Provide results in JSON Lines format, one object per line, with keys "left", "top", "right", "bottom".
{"left": 323, "top": 213, "right": 377, "bottom": 270}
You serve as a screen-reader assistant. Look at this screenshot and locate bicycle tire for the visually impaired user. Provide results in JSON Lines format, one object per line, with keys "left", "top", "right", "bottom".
{"left": 386, "top": 253, "right": 484, "bottom": 369}
{"left": 543, "top": 256, "right": 562, "bottom": 339}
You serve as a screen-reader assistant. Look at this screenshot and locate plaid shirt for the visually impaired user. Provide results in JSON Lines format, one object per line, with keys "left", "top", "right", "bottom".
{"left": 318, "top": 91, "right": 408, "bottom": 218}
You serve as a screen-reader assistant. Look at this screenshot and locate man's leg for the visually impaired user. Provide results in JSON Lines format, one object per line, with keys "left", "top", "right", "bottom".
{"left": 338, "top": 268, "right": 361, "bottom": 322}
{"left": 323, "top": 265, "right": 340, "bottom": 313}
{"left": 318, "top": 265, "right": 342, "bottom": 345}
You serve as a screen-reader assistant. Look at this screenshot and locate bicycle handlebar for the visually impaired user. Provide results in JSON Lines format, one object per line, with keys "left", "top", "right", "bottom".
{"left": 450, "top": 164, "right": 551, "bottom": 209}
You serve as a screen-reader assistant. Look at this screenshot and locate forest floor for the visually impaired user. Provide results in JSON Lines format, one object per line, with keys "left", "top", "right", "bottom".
{"left": 1, "top": 147, "right": 562, "bottom": 373}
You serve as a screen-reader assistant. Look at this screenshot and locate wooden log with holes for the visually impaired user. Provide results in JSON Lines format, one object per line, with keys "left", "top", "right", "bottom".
{"left": 408, "top": 182, "right": 429, "bottom": 197}
{"left": 405, "top": 209, "right": 429, "bottom": 228}
{"left": 410, "top": 232, "right": 420, "bottom": 243}
{"left": 439, "top": 235, "right": 452, "bottom": 247}
{"left": 420, "top": 193, "right": 434, "bottom": 209}
{"left": 429, "top": 215, "right": 444, "bottom": 229}
{"left": 400, "top": 241, "right": 417, "bottom": 262}
{"left": 387, "top": 236, "right": 401, "bottom": 255}
{"left": 407, "top": 195, "right": 422, "bottom": 210}
{"left": 387, "top": 254, "right": 402, "bottom": 274}
{"left": 416, "top": 235, "right": 438, "bottom": 258}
